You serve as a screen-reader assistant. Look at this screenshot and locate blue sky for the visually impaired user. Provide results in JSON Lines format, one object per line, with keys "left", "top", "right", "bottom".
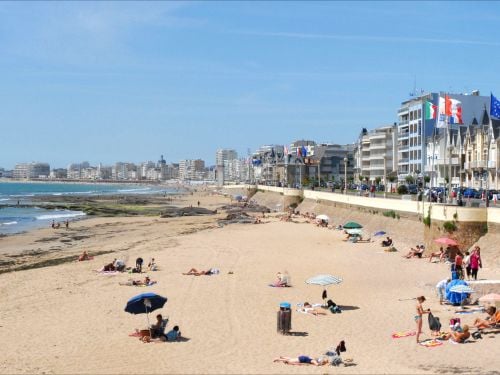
{"left": 1, "top": 1, "right": 500, "bottom": 169}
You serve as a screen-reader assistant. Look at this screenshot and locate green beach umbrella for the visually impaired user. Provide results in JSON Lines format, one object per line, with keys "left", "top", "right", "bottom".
{"left": 343, "top": 221, "right": 363, "bottom": 229}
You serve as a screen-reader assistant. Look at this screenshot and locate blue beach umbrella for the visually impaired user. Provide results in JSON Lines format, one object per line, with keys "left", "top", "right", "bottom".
{"left": 374, "top": 231, "right": 386, "bottom": 236}
{"left": 125, "top": 293, "right": 167, "bottom": 333}
{"left": 446, "top": 280, "right": 469, "bottom": 305}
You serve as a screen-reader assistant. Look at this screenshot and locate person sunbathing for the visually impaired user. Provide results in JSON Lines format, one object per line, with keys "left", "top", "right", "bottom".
{"left": 441, "top": 325, "right": 470, "bottom": 343}
{"left": 120, "top": 276, "right": 154, "bottom": 286}
{"left": 271, "top": 272, "right": 290, "bottom": 287}
{"left": 381, "top": 237, "right": 393, "bottom": 247}
{"left": 300, "top": 302, "right": 327, "bottom": 316}
{"left": 150, "top": 314, "right": 168, "bottom": 338}
{"left": 273, "top": 355, "right": 329, "bottom": 366}
{"left": 404, "top": 245, "right": 424, "bottom": 259}
{"left": 182, "top": 268, "right": 214, "bottom": 276}
{"left": 473, "top": 306, "right": 499, "bottom": 329}
{"left": 429, "top": 247, "right": 445, "bottom": 262}
{"left": 78, "top": 251, "right": 92, "bottom": 261}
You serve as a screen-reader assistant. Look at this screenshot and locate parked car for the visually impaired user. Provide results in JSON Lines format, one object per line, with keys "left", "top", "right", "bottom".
{"left": 360, "top": 184, "right": 369, "bottom": 191}
{"left": 463, "top": 188, "right": 479, "bottom": 198}
{"left": 408, "top": 184, "right": 418, "bottom": 194}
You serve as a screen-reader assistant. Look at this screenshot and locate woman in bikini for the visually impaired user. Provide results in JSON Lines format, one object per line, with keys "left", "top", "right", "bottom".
{"left": 415, "top": 296, "right": 430, "bottom": 343}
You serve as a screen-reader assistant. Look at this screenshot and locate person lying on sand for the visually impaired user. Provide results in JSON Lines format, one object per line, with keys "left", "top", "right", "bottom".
{"left": 120, "top": 276, "right": 155, "bottom": 286}
{"left": 473, "top": 306, "right": 499, "bottom": 329}
{"left": 182, "top": 268, "right": 217, "bottom": 276}
{"left": 273, "top": 355, "right": 329, "bottom": 366}
{"left": 300, "top": 302, "right": 327, "bottom": 316}
{"left": 78, "top": 251, "right": 93, "bottom": 261}
{"left": 428, "top": 247, "right": 446, "bottom": 263}
{"left": 440, "top": 325, "right": 470, "bottom": 343}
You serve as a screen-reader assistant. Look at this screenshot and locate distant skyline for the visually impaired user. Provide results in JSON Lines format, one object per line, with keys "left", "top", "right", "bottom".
{"left": 1, "top": 1, "right": 500, "bottom": 169}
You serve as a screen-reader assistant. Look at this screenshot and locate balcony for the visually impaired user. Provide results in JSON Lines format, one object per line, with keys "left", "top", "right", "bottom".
{"left": 464, "top": 160, "right": 495, "bottom": 169}
{"left": 398, "top": 120, "right": 409, "bottom": 126}
{"left": 398, "top": 158, "right": 409, "bottom": 164}
{"left": 398, "top": 133, "right": 409, "bottom": 140}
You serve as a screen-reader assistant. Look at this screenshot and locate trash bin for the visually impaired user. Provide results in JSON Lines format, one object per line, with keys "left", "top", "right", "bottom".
{"left": 277, "top": 302, "right": 292, "bottom": 334}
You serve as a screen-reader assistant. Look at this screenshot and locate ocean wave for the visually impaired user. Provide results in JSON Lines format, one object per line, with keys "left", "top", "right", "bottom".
{"left": 117, "top": 188, "right": 152, "bottom": 193}
{"left": 36, "top": 212, "right": 86, "bottom": 220}
{"left": 1, "top": 221, "right": 18, "bottom": 226}
{"left": 0, "top": 198, "right": 10, "bottom": 201}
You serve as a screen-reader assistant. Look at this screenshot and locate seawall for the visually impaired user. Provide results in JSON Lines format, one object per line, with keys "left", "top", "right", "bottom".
{"left": 223, "top": 185, "right": 500, "bottom": 268}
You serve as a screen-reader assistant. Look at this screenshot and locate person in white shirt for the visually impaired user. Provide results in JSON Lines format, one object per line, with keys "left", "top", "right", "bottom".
{"left": 435, "top": 278, "right": 450, "bottom": 305}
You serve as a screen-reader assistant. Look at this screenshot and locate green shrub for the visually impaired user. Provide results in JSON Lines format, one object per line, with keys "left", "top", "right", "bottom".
{"left": 383, "top": 210, "right": 396, "bottom": 219}
{"left": 423, "top": 216, "right": 431, "bottom": 227}
{"left": 397, "top": 185, "right": 408, "bottom": 195}
{"left": 453, "top": 212, "right": 458, "bottom": 220}
{"left": 443, "top": 221, "right": 457, "bottom": 232}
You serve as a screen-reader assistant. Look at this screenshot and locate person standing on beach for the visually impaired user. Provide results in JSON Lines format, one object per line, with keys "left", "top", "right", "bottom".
{"left": 65, "top": 220, "right": 69, "bottom": 229}
{"left": 469, "top": 246, "right": 482, "bottom": 281}
{"left": 415, "top": 296, "right": 430, "bottom": 343}
{"left": 435, "top": 279, "right": 450, "bottom": 305}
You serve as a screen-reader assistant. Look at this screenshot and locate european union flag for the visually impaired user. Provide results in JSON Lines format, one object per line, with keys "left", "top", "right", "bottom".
{"left": 491, "top": 93, "right": 500, "bottom": 119}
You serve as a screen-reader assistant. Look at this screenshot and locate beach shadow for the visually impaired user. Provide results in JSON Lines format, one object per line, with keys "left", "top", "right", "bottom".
{"left": 285, "top": 331, "right": 309, "bottom": 337}
{"left": 171, "top": 336, "right": 191, "bottom": 343}
{"left": 339, "top": 305, "right": 360, "bottom": 311}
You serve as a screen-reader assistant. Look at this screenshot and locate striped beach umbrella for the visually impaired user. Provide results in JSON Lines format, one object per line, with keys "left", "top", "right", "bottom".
{"left": 449, "top": 285, "right": 475, "bottom": 294}
{"left": 306, "top": 274, "right": 343, "bottom": 286}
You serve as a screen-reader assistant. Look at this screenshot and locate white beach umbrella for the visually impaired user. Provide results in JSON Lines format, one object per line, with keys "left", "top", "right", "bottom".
{"left": 449, "top": 285, "right": 475, "bottom": 294}
{"left": 316, "top": 214, "right": 330, "bottom": 222}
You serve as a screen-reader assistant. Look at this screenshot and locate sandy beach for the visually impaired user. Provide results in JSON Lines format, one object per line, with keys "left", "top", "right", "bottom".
{"left": 1, "top": 192, "right": 499, "bottom": 374}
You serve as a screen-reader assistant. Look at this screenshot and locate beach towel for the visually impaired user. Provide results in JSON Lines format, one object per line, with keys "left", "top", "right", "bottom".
{"left": 268, "top": 284, "right": 291, "bottom": 288}
{"left": 391, "top": 331, "right": 416, "bottom": 339}
{"left": 419, "top": 339, "right": 443, "bottom": 348}
{"left": 455, "top": 308, "right": 484, "bottom": 315}
{"left": 129, "top": 332, "right": 142, "bottom": 338}
{"left": 296, "top": 303, "right": 322, "bottom": 314}
{"left": 94, "top": 270, "right": 120, "bottom": 275}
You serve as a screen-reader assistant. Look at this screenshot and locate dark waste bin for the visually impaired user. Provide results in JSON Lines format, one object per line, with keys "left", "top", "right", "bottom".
{"left": 277, "top": 302, "right": 292, "bottom": 334}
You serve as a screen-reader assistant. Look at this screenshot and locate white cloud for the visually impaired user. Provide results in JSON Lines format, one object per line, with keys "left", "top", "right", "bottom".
{"left": 233, "top": 30, "right": 500, "bottom": 47}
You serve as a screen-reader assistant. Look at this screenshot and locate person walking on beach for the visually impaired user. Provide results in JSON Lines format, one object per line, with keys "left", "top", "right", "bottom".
{"left": 415, "top": 296, "right": 430, "bottom": 343}
{"left": 65, "top": 220, "right": 69, "bottom": 229}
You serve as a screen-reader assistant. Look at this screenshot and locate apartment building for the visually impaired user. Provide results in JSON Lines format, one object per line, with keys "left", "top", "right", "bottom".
{"left": 353, "top": 124, "right": 397, "bottom": 184}
{"left": 397, "top": 91, "right": 489, "bottom": 183}
{"left": 13, "top": 162, "right": 50, "bottom": 179}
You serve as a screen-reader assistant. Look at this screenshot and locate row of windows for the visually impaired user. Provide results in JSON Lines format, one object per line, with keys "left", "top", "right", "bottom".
{"left": 409, "top": 109, "right": 422, "bottom": 121}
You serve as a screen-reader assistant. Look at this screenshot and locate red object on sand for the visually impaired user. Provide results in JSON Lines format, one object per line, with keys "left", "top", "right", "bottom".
{"left": 434, "top": 237, "right": 458, "bottom": 246}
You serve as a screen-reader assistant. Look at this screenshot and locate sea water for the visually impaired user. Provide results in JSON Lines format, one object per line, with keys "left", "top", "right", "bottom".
{"left": 0, "top": 181, "right": 178, "bottom": 235}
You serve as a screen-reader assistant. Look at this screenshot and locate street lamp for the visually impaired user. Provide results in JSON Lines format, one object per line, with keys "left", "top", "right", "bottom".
{"left": 486, "top": 130, "right": 492, "bottom": 207}
{"left": 344, "top": 157, "right": 348, "bottom": 194}
{"left": 447, "top": 145, "right": 454, "bottom": 204}
{"left": 383, "top": 155, "right": 387, "bottom": 199}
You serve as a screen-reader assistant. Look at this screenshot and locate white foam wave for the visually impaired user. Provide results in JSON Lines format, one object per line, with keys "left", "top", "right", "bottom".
{"left": 118, "top": 188, "right": 151, "bottom": 193}
{"left": 0, "top": 198, "right": 10, "bottom": 201}
{"left": 1, "top": 221, "right": 18, "bottom": 226}
{"left": 36, "top": 212, "right": 86, "bottom": 220}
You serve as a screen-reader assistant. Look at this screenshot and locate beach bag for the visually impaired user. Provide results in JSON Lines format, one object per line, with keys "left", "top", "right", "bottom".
{"left": 428, "top": 313, "right": 441, "bottom": 332}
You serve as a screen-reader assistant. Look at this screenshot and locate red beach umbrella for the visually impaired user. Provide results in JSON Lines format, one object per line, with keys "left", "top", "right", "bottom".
{"left": 434, "top": 237, "right": 458, "bottom": 246}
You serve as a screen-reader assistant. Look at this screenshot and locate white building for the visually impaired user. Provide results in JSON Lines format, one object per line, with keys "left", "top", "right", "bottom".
{"left": 353, "top": 124, "right": 397, "bottom": 184}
